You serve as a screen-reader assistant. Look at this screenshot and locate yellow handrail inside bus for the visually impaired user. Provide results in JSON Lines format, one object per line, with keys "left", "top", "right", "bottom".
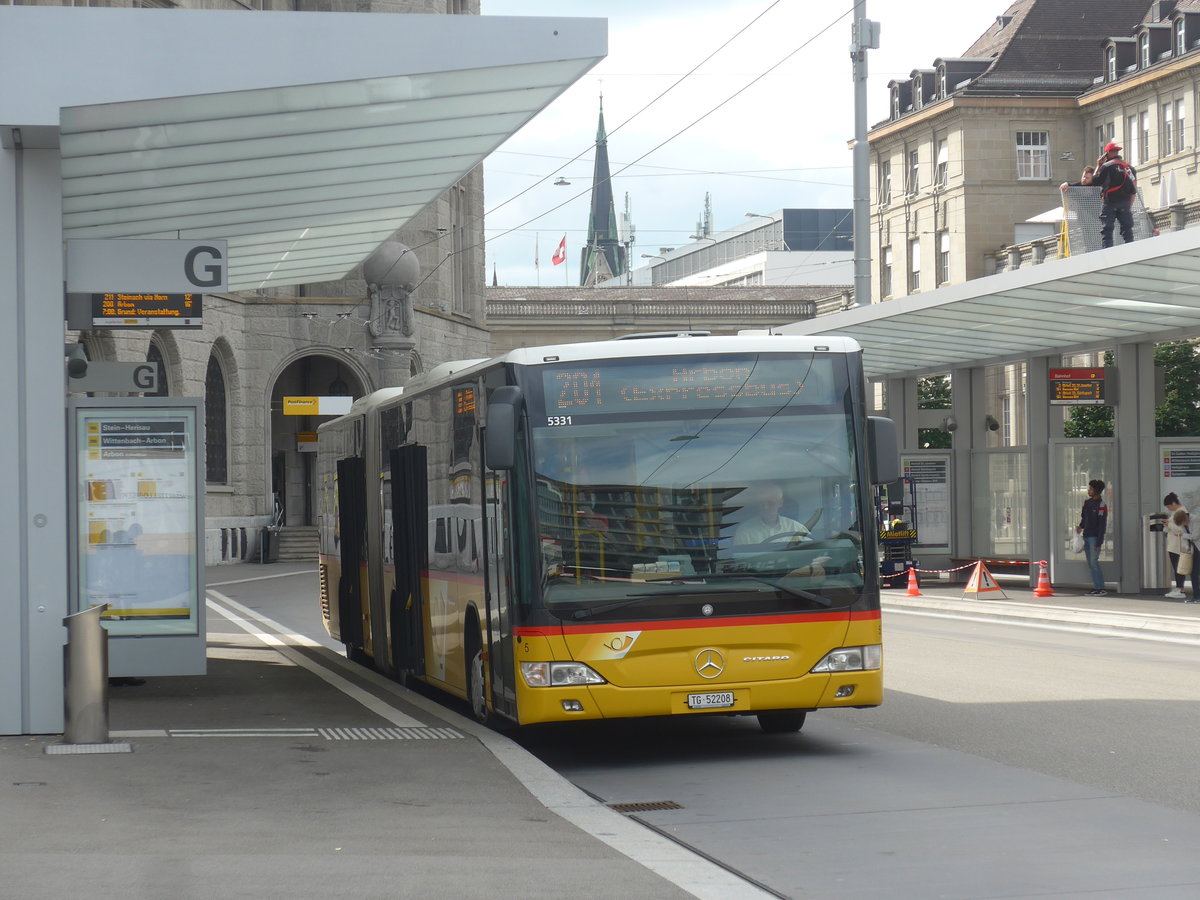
{"left": 573, "top": 529, "right": 606, "bottom": 582}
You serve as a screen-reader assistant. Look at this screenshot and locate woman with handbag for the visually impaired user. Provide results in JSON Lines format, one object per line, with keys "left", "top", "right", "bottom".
{"left": 1173, "top": 508, "right": 1200, "bottom": 602}
{"left": 1163, "top": 493, "right": 1189, "bottom": 599}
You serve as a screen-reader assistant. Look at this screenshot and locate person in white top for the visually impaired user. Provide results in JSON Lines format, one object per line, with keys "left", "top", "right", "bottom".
{"left": 1164, "top": 492, "right": 1189, "bottom": 599}
{"left": 1173, "top": 507, "right": 1200, "bottom": 602}
{"left": 734, "top": 484, "right": 809, "bottom": 545}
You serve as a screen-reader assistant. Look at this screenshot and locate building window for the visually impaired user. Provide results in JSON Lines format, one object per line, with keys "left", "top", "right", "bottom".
{"left": 1095, "top": 122, "right": 1114, "bottom": 156}
{"left": 878, "top": 160, "right": 892, "bottom": 205}
{"left": 908, "top": 237, "right": 921, "bottom": 294}
{"left": 912, "top": 75, "right": 923, "bottom": 111}
{"left": 1175, "top": 98, "right": 1186, "bottom": 152}
{"left": 1015, "top": 131, "right": 1049, "bottom": 179}
{"left": 881, "top": 246, "right": 893, "bottom": 297}
{"left": 937, "top": 66, "right": 947, "bottom": 99}
{"left": 934, "top": 139, "right": 948, "bottom": 189}
{"left": 936, "top": 230, "right": 950, "bottom": 285}
{"left": 1176, "top": 19, "right": 1187, "bottom": 56}
{"left": 205, "top": 353, "right": 228, "bottom": 484}
{"left": 891, "top": 86, "right": 900, "bottom": 119}
{"left": 1162, "top": 102, "right": 1176, "bottom": 156}
{"left": 1140, "top": 110, "right": 1151, "bottom": 161}
{"left": 907, "top": 149, "right": 920, "bottom": 195}
{"left": 1127, "top": 114, "right": 1141, "bottom": 164}
{"left": 1106, "top": 46, "right": 1117, "bottom": 81}
{"left": 1140, "top": 31, "right": 1151, "bottom": 68}
{"left": 450, "top": 183, "right": 469, "bottom": 315}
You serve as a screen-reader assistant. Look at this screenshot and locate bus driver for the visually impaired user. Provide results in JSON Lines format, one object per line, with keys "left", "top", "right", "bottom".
{"left": 734, "top": 483, "right": 810, "bottom": 545}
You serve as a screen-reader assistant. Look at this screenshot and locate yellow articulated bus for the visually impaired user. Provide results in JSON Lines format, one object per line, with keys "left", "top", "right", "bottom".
{"left": 317, "top": 333, "right": 897, "bottom": 731}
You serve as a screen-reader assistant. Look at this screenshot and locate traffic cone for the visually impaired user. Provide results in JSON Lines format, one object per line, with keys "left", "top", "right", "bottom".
{"left": 1033, "top": 559, "right": 1054, "bottom": 598}
{"left": 905, "top": 566, "right": 921, "bottom": 597}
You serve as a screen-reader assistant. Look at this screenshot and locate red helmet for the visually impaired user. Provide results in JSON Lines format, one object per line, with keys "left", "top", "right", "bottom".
{"left": 1103, "top": 141, "right": 1122, "bottom": 153}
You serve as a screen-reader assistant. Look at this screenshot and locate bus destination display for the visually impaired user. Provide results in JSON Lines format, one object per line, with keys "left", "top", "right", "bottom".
{"left": 91, "top": 292, "right": 203, "bottom": 328}
{"left": 542, "top": 357, "right": 835, "bottom": 418}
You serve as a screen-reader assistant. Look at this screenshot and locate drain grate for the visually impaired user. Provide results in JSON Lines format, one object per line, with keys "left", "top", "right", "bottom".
{"left": 319, "top": 726, "right": 462, "bottom": 741}
{"left": 608, "top": 800, "right": 683, "bottom": 813}
{"left": 44, "top": 743, "right": 132, "bottom": 756}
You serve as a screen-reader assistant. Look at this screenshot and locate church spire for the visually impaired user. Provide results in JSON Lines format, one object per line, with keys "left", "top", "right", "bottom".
{"left": 580, "top": 96, "right": 626, "bottom": 286}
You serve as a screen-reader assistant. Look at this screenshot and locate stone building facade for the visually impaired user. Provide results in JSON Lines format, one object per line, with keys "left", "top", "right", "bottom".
{"left": 870, "top": 0, "right": 1161, "bottom": 303}
{"left": 485, "top": 285, "right": 843, "bottom": 354}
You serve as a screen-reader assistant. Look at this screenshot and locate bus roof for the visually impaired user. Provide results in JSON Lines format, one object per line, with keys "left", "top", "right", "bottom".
{"left": 501, "top": 332, "right": 861, "bottom": 366}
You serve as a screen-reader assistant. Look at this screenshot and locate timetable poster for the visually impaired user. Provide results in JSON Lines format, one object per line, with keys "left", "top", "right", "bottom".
{"left": 76, "top": 407, "right": 199, "bottom": 636}
{"left": 1161, "top": 445, "right": 1200, "bottom": 516}
{"left": 902, "top": 454, "right": 951, "bottom": 548}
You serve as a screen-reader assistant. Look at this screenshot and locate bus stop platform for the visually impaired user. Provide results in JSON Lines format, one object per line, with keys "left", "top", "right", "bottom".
{"left": 0, "top": 562, "right": 757, "bottom": 900}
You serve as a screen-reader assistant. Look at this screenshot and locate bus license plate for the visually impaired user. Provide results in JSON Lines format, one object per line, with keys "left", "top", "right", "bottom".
{"left": 687, "top": 691, "right": 735, "bottom": 709}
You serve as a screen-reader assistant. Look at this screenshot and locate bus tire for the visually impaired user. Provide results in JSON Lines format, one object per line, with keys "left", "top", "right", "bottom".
{"left": 467, "top": 646, "right": 493, "bottom": 726}
{"left": 757, "top": 711, "right": 807, "bottom": 733}
{"left": 346, "top": 644, "right": 371, "bottom": 667}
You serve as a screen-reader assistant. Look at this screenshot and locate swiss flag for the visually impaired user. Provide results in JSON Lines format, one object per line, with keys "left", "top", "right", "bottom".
{"left": 551, "top": 235, "right": 567, "bottom": 266}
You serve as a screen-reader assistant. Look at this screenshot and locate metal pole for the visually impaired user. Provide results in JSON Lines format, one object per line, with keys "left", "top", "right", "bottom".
{"left": 62, "top": 604, "right": 110, "bottom": 744}
{"left": 852, "top": 4, "right": 878, "bottom": 307}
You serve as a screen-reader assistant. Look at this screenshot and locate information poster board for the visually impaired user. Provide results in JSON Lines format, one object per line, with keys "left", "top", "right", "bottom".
{"left": 1161, "top": 444, "right": 1200, "bottom": 513}
{"left": 71, "top": 401, "right": 202, "bottom": 637}
{"left": 902, "top": 452, "right": 952, "bottom": 548}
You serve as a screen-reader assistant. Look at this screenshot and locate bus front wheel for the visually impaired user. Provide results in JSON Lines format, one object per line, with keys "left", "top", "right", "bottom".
{"left": 757, "top": 711, "right": 807, "bottom": 733}
{"left": 468, "top": 647, "right": 489, "bottom": 725}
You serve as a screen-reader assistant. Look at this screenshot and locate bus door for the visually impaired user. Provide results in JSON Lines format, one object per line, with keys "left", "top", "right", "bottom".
{"left": 483, "top": 469, "right": 517, "bottom": 718}
{"left": 389, "top": 445, "right": 428, "bottom": 676}
{"left": 335, "top": 456, "right": 367, "bottom": 652}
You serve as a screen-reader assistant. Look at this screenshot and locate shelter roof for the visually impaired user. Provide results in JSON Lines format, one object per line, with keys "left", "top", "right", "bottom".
{"left": 774, "top": 228, "right": 1200, "bottom": 379}
{"left": 0, "top": 7, "right": 605, "bottom": 291}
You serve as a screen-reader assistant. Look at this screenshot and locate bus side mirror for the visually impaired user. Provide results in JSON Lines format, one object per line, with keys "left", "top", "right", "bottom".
{"left": 484, "top": 386, "right": 523, "bottom": 471}
{"left": 868, "top": 416, "right": 899, "bottom": 486}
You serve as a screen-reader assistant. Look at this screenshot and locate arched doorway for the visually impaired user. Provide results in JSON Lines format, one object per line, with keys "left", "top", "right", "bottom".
{"left": 269, "top": 353, "right": 369, "bottom": 527}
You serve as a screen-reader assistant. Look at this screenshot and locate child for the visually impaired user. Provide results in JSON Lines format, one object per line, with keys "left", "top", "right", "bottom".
{"left": 1173, "top": 508, "right": 1200, "bottom": 602}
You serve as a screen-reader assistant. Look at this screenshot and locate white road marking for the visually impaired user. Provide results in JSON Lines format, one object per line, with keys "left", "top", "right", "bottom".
{"left": 206, "top": 569, "right": 318, "bottom": 588}
{"left": 205, "top": 591, "right": 425, "bottom": 728}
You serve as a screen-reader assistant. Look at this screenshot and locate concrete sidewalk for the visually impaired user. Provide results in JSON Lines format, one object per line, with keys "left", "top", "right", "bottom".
{"left": 882, "top": 574, "right": 1200, "bottom": 641}
{"left": 0, "top": 564, "right": 766, "bottom": 900}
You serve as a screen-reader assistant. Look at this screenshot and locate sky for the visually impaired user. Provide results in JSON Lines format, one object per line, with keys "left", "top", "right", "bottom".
{"left": 479, "top": 0, "right": 1002, "bottom": 287}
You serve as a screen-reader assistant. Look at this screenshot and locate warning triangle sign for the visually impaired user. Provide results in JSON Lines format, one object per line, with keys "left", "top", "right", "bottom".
{"left": 963, "top": 561, "right": 1007, "bottom": 600}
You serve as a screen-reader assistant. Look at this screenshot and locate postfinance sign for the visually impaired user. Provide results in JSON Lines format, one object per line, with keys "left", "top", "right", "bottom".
{"left": 282, "top": 396, "right": 353, "bottom": 416}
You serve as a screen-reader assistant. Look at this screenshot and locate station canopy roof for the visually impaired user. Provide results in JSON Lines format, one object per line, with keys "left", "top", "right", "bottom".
{"left": 0, "top": 7, "right": 606, "bottom": 291}
{"left": 775, "top": 226, "right": 1200, "bottom": 379}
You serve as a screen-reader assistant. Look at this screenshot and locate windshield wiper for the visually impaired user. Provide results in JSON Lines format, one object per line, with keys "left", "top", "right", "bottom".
{"left": 706, "top": 574, "right": 835, "bottom": 607}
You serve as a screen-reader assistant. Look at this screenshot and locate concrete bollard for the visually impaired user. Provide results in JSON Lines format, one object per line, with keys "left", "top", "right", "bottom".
{"left": 62, "top": 604, "right": 110, "bottom": 744}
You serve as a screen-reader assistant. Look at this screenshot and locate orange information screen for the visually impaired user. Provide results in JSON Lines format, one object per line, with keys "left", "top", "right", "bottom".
{"left": 1049, "top": 367, "right": 1106, "bottom": 405}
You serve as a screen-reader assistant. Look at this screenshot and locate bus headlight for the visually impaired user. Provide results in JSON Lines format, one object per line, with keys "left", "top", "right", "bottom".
{"left": 811, "top": 644, "right": 881, "bottom": 673}
{"left": 520, "top": 661, "right": 607, "bottom": 687}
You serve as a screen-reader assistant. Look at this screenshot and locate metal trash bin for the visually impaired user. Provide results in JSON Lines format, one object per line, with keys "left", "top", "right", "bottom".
{"left": 62, "top": 604, "right": 109, "bottom": 745}
{"left": 259, "top": 526, "right": 279, "bottom": 564}
{"left": 1144, "top": 513, "right": 1168, "bottom": 591}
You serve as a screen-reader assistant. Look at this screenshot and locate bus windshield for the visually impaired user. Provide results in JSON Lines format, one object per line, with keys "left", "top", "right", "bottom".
{"left": 524, "top": 353, "right": 866, "bottom": 620}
